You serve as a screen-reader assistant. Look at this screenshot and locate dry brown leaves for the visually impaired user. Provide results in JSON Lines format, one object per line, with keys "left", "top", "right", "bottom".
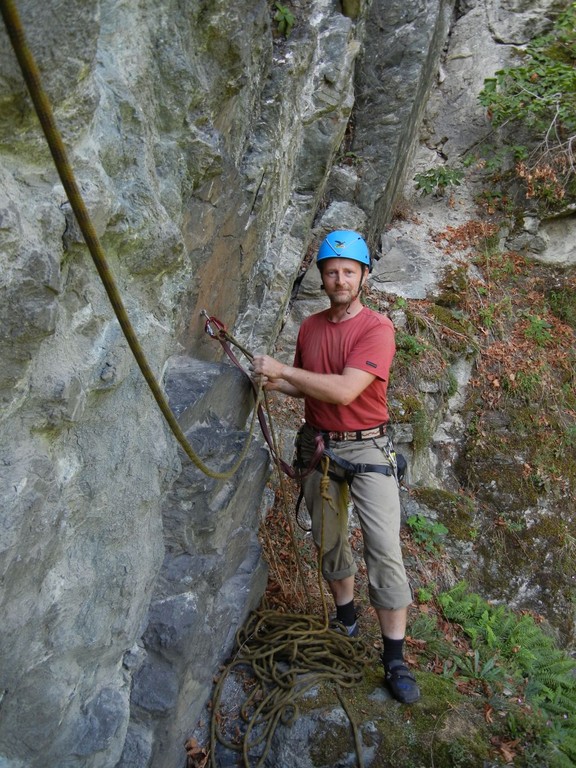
{"left": 490, "top": 735, "right": 523, "bottom": 764}
{"left": 184, "top": 737, "right": 209, "bottom": 768}
{"left": 431, "top": 220, "right": 500, "bottom": 255}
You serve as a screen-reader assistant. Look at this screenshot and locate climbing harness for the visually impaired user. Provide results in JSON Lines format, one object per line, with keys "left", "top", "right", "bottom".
{"left": 323, "top": 445, "right": 397, "bottom": 485}
{"left": 293, "top": 428, "right": 407, "bottom": 530}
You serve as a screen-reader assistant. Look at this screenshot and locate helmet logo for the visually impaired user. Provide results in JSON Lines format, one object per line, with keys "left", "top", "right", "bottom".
{"left": 334, "top": 240, "right": 346, "bottom": 250}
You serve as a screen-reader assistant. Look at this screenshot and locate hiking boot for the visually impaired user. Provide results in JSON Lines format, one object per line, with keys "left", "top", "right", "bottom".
{"left": 383, "top": 658, "right": 420, "bottom": 704}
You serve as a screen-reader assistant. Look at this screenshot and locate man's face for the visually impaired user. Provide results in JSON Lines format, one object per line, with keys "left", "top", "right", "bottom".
{"left": 320, "top": 258, "right": 365, "bottom": 305}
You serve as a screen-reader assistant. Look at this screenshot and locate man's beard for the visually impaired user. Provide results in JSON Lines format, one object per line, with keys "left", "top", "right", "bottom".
{"left": 327, "top": 286, "right": 360, "bottom": 304}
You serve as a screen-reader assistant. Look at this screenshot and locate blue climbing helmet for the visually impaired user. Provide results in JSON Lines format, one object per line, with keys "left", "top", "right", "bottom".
{"left": 316, "top": 230, "right": 371, "bottom": 271}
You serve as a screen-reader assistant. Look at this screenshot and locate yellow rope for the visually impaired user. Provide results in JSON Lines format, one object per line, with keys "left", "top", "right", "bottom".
{"left": 0, "top": 0, "right": 261, "bottom": 480}
{"left": 210, "top": 611, "right": 368, "bottom": 767}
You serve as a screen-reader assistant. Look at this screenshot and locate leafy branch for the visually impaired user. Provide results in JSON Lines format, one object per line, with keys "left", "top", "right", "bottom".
{"left": 476, "top": 3, "right": 576, "bottom": 212}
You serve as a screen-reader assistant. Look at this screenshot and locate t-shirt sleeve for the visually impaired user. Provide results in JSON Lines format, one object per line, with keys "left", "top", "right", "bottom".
{"left": 345, "top": 317, "right": 395, "bottom": 382}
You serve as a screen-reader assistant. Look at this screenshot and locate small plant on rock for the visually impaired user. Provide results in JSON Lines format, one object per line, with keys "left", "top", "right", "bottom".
{"left": 413, "top": 166, "right": 465, "bottom": 197}
{"left": 395, "top": 330, "right": 428, "bottom": 360}
{"left": 273, "top": 2, "right": 295, "bottom": 37}
{"left": 406, "top": 514, "right": 449, "bottom": 553}
{"left": 523, "top": 313, "right": 553, "bottom": 346}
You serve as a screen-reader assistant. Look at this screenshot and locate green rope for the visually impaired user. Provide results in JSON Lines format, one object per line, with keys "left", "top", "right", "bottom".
{"left": 0, "top": 0, "right": 260, "bottom": 480}
{"left": 210, "top": 609, "right": 368, "bottom": 768}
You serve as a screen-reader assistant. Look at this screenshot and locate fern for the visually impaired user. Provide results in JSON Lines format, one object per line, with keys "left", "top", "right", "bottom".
{"left": 438, "top": 582, "right": 576, "bottom": 764}
{"left": 545, "top": 748, "right": 576, "bottom": 768}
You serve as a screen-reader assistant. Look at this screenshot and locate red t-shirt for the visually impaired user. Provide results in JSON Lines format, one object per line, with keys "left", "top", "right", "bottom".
{"left": 293, "top": 306, "right": 395, "bottom": 431}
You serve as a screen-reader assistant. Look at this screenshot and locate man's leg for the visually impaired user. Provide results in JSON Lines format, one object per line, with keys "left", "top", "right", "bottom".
{"left": 298, "top": 428, "right": 358, "bottom": 631}
{"left": 375, "top": 605, "right": 407, "bottom": 640}
{"left": 327, "top": 575, "right": 358, "bottom": 635}
{"left": 375, "top": 605, "right": 419, "bottom": 703}
{"left": 376, "top": 605, "right": 410, "bottom": 667}
{"left": 328, "top": 575, "right": 355, "bottom": 606}
{"left": 341, "top": 439, "right": 419, "bottom": 703}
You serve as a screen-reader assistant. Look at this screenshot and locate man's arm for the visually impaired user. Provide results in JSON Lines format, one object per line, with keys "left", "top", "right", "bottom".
{"left": 251, "top": 354, "right": 375, "bottom": 405}
{"left": 263, "top": 378, "right": 304, "bottom": 397}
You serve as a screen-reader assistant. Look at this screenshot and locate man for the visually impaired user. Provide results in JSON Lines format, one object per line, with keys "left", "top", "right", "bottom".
{"left": 251, "top": 230, "right": 419, "bottom": 704}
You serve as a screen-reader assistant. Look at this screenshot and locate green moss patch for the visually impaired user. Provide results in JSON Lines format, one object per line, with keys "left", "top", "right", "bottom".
{"left": 411, "top": 487, "right": 476, "bottom": 541}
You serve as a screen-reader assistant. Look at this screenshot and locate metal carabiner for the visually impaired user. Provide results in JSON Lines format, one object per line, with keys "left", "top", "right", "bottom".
{"left": 201, "top": 309, "right": 217, "bottom": 338}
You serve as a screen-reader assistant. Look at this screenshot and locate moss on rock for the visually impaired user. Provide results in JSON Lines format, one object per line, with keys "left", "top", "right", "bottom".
{"left": 411, "top": 487, "right": 476, "bottom": 541}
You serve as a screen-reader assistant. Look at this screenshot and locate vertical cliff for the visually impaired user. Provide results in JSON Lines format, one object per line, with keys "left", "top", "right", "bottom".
{"left": 0, "top": 2, "right": 383, "bottom": 766}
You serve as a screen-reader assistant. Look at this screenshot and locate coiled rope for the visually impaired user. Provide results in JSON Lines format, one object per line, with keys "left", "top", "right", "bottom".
{"left": 210, "top": 610, "right": 368, "bottom": 768}
{"left": 0, "top": 0, "right": 261, "bottom": 480}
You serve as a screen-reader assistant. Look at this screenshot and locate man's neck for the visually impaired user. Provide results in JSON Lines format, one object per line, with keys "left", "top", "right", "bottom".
{"left": 327, "top": 298, "right": 364, "bottom": 323}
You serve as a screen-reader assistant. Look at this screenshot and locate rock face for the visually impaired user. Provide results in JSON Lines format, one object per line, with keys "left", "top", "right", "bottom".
{"left": 0, "top": 2, "right": 359, "bottom": 766}
{"left": 354, "top": 0, "right": 455, "bottom": 244}
{"left": 0, "top": 1, "right": 446, "bottom": 766}
{"left": 1, "top": 0, "right": 572, "bottom": 766}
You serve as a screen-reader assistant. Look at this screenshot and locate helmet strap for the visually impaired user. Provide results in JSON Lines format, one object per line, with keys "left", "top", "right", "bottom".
{"left": 358, "top": 265, "right": 368, "bottom": 294}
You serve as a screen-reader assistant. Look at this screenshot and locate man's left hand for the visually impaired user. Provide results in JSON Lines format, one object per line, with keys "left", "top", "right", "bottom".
{"left": 251, "top": 354, "right": 286, "bottom": 381}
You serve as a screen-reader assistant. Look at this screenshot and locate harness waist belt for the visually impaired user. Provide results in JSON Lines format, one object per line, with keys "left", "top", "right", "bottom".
{"left": 323, "top": 448, "right": 395, "bottom": 481}
{"left": 314, "top": 423, "right": 387, "bottom": 442}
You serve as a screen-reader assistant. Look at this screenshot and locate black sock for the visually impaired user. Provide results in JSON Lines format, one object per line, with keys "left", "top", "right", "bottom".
{"left": 382, "top": 636, "right": 404, "bottom": 666}
{"left": 336, "top": 599, "right": 356, "bottom": 627}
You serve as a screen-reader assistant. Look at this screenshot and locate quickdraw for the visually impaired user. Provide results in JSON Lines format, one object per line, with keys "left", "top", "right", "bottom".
{"left": 201, "top": 310, "right": 297, "bottom": 479}
{"left": 201, "top": 311, "right": 334, "bottom": 485}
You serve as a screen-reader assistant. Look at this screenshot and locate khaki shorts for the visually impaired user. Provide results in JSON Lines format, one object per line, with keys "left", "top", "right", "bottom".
{"left": 297, "top": 423, "right": 412, "bottom": 611}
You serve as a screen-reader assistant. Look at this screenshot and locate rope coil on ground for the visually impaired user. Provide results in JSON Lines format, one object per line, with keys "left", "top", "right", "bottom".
{"left": 210, "top": 609, "right": 369, "bottom": 768}
{"left": 209, "top": 459, "right": 370, "bottom": 768}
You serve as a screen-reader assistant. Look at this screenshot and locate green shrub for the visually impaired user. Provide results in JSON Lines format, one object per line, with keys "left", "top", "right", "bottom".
{"left": 476, "top": 3, "right": 576, "bottom": 212}
{"left": 406, "top": 514, "right": 449, "bottom": 553}
{"left": 395, "top": 330, "right": 427, "bottom": 359}
{"left": 413, "top": 166, "right": 465, "bottom": 196}
{"left": 439, "top": 582, "right": 576, "bottom": 766}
